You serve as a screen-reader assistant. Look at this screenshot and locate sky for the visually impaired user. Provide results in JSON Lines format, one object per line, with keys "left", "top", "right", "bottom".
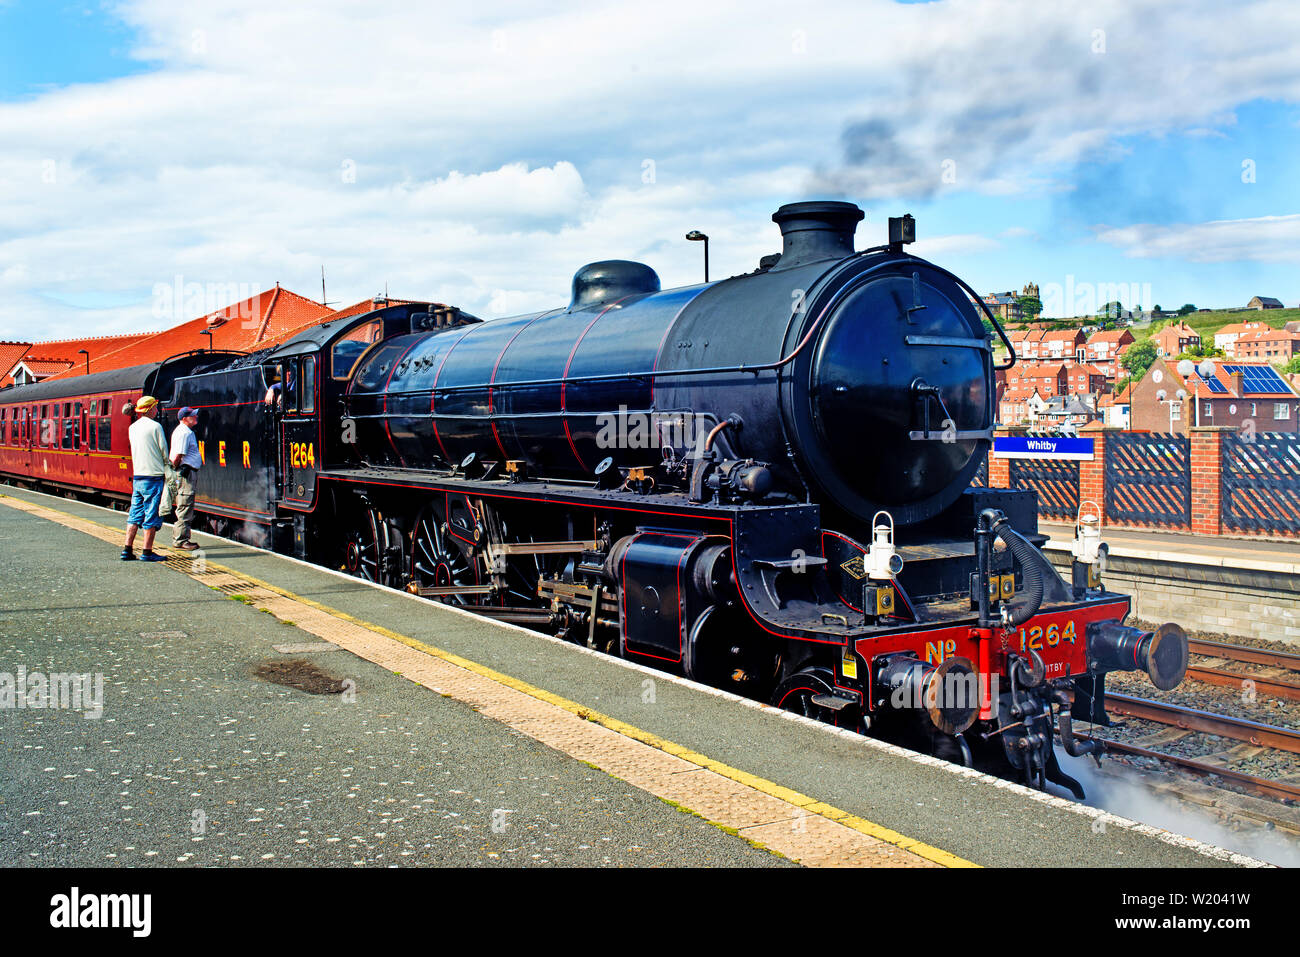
{"left": 2, "top": 0, "right": 1300, "bottom": 341}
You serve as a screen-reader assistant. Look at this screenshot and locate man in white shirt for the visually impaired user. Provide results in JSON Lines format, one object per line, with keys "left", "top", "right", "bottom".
{"left": 168, "top": 407, "right": 203, "bottom": 550}
{"left": 121, "top": 396, "right": 170, "bottom": 562}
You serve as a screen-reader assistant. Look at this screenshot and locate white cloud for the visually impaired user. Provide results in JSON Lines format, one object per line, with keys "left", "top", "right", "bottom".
{"left": 1095, "top": 214, "right": 1300, "bottom": 263}
{"left": 1, "top": 0, "right": 1299, "bottom": 338}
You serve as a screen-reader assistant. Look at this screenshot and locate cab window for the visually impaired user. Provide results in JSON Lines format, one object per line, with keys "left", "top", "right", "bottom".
{"left": 301, "top": 356, "right": 316, "bottom": 413}
{"left": 332, "top": 319, "right": 383, "bottom": 379}
{"left": 284, "top": 360, "right": 299, "bottom": 413}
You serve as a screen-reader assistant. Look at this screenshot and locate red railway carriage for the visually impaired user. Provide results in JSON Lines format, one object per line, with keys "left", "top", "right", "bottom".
{"left": 0, "top": 353, "right": 241, "bottom": 503}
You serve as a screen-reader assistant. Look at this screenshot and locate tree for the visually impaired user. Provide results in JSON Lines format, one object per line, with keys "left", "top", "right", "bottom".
{"left": 1098, "top": 300, "right": 1124, "bottom": 321}
{"left": 1153, "top": 304, "right": 1162, "bottom": 314}
{"left": 1178, "top": 303, "right": 1196, "bottom": 316}
{"left": 1121, "top": 340, "right": 1158, "bottom": 380}
{"left": 1283, "top": 355, "right": 1300, "bottom": 375}
{"left": 1018, "top": 295, "right": 1043, "bottom": 321}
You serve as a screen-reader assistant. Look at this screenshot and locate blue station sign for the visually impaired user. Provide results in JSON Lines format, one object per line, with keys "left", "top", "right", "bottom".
{"left": 992, "top": 436, "right": 1095, "bottom": 461}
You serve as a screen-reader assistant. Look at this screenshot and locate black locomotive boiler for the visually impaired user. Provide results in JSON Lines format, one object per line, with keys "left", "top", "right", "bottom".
{"left": 36, "top": 200, "right": 1191, "bottom": 797}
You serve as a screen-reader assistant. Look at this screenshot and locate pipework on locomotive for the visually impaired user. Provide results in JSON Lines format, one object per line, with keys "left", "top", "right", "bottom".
{"left": 0, "top": 201, "right": 1188, "bottom": 797}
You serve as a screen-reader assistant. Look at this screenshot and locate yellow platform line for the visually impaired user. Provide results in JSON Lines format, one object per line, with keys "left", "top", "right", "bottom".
{"left": 0, "top": 491, "right": 977, "bottom": 868}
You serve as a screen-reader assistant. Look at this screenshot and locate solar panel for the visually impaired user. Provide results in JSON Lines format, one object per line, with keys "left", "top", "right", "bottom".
{"left": 1196, "top": 372, "right": 1227, "bottom": 394}
{"left": 1223, "top": 364, "right": 1291, "bottom": 394}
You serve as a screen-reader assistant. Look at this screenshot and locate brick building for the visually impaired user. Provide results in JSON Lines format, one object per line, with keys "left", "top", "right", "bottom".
{"left": 1214, "top": 320, "right": 1270, "bottom": 355}
{"left": 1248, "top": 296, "right": 1284, "bottom": 310}
{"left": 1005, "top": 359, "right": 1106, "bottom": 398}
{"left": 998, "top": 386, "right": 1046, "bottom": 426}
{"left": 1151, "top": 321, "right": 1202, "bottom": 358}
{"left": 1129, "top": 359, "right": 1299, "bottom": 434}
{"left": 1231, "top": 327, "right": 1300, "bottom": 363}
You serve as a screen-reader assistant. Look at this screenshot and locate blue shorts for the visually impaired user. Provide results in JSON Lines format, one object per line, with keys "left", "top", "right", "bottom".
{"left": 128, "top": 475, "right": 165, "bottom": 531}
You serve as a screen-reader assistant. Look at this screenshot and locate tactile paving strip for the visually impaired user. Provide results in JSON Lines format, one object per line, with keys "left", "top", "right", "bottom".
{"left": 0, "top": 494, "right": 967, "bottom": 868}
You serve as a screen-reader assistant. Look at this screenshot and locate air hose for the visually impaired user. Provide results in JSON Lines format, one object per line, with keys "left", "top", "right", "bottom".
{"left": 992, "top": 519, "right": 1045, "bottom": 627}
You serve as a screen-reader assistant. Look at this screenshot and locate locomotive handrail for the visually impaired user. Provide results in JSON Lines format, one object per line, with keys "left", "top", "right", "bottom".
{"left": 921, "top": 264, "right": 1017, "bottom": 371}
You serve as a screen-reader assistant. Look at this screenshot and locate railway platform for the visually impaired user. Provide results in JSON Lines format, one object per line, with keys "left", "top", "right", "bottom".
{"left": 0, "top": 484, "right": 1267, "bottom": 868}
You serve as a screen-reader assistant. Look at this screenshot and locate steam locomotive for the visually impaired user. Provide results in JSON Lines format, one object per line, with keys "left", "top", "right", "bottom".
{"left": 0, "top": 201, "right": 1189, "bottom": 797}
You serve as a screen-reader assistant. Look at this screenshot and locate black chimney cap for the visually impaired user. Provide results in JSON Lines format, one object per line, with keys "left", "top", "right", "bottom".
{"left": 769, "top": 201, "right": 864, "bottom": 270}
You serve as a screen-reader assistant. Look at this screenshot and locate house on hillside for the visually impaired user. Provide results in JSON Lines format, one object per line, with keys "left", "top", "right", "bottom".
{"left": 1085, "top": 328, "right": 1134, "bottom": 363}
{"left": 1038, "top": 328, "right": 1087, "bottom": 361}
{"left": 1129, "top": 359, "right": 1299, "bottom": 435}
{"left": 1232, "top": 327, "right": 1300, "bottom": 363}
{"left": 1099, "top": 383, "right": 1133, "bottom": 429}
{"left": 1248, "top": 296, "right": 1284, "bottom": 310}
{"left": 1151, "top": 321, "right": 1201, "bottom": 358}
{"left": 1215, "top": 320, "right": 1270, "bottom": 356}
{"left": 998, "top": 387, "right": 1047, "bottom": 426}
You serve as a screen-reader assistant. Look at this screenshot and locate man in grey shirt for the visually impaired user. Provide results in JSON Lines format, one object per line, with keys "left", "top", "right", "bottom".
{"left": 168, "top": 407, "right": 203, "bottom": 550}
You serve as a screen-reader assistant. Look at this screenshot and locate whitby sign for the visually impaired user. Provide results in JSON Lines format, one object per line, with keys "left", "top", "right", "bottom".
{"left": 992, "top": 436, "right": 1095, "bottom": 461}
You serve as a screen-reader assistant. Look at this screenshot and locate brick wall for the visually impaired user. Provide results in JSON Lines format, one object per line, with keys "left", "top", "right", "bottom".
{"left": 1044, "top": 548, "right": 1300, "bottom": 647}
{"left": 989, "top": 424, "right": 1298, "bottom": 538}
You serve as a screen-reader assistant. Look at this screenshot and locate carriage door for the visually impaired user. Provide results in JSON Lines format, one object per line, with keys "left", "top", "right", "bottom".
{"left": 280, "top": 355, "right": 319, "bottom": 509}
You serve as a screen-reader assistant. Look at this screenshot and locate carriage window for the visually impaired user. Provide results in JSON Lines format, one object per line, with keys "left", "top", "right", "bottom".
{"left": 301, "top": 356, "right": 316, "bottom": 413}
{"left": 98, "top": 417, "right": 112, "bottom": 451}
{"left": 61, "top": 416, "right": 74, "bottom": 449}
{"left": 76, "top": 402, "right": 84, "bottom": 447}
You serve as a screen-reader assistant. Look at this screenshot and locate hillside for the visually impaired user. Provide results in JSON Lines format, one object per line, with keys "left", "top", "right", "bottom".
{"left": 1127, "top": 308, "right": 1300, "bottom": 345}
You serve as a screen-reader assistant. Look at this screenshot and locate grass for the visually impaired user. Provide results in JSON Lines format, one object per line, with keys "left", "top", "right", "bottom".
{"left": 1127, "top": 307, "right": 1300, "bottom": 346}
{"left": 995, "top": 308, "right": 1298, "bottom": 368}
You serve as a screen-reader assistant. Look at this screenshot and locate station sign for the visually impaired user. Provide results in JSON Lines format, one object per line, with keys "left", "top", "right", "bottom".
{"left": 992, "top": 436, "right": 1095, "bottom": 460}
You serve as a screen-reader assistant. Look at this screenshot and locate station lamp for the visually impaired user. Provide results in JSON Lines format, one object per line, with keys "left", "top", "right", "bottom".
{"left": 685, "top": 230, "right": 709, "bottom": 282}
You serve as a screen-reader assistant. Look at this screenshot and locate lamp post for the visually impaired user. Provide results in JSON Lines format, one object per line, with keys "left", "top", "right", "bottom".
{"left": 200, "top": 329, "right": 213, "bottom": 352}
{"left": 1177, "top": 358, "right": 1217, "bottom": 428}
{"left": 685, "top": 230, "right": 709, "bottom": 283}
{"left": 77, "top": 348, "right": 89, "bottom": 377}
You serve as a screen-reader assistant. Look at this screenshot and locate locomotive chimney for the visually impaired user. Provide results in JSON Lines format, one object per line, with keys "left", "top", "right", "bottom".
{"left": 770, "top": 201, "right": 864, "bottom": 270}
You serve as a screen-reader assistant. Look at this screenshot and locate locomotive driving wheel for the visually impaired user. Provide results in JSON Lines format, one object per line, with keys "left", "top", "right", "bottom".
{"left": 343, "top": 507, "right": 394, "bottom": 585}
{"left": 772, "top": 667, "right": 866, "bottom": 733}
{"left": 408, "top": 502, "right": 486, "bottom": 605}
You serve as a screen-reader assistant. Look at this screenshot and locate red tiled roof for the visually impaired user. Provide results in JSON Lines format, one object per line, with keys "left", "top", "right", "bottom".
{"left": 50, "top": 286, "right": 331, "bottom": 378}
{"left": 1156, "top": 359, "right": 1296, "bottom": 400}
{"left": 1215, "top": 321, "right": 1269, "bottom": 337}
{"left": 0, "top": 341, "right": 34, "bottom": 387}
{"left": 1040, "top": 329, "right": 1084, "bottom": 342}
{"left": 16, "top": 358, "right": 75, "bottom": 376}
{"left": 1087, "top": 329, "right": 1132, "bottom": 344}
{"left": 1236, "top": 328, "right": 1300, "bottom": 344}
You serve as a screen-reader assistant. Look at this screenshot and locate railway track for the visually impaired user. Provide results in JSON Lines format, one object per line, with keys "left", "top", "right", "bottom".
{"left": 1079, "top": 672, "right": 1300, "bottom": 808}
{"left": 1103, "top": 692, "right": 1300, "bottom": 754}
{"left": 1185, "top": 638, "right": 1300, "bottom": 702}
